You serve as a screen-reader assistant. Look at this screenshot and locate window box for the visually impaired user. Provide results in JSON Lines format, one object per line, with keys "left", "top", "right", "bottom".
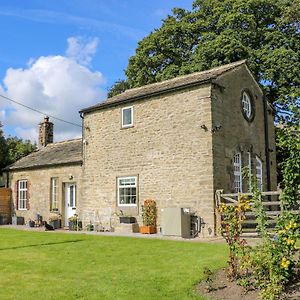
{"left": 119, "top": 216, "right": 136, "bottom": 224}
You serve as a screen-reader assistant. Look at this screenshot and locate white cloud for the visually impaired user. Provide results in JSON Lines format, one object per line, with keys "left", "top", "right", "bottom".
{"left": 1, "top": 37, "right": 106, "bottom": 142}
{"left": 66, "top": 36, "right": 99, "bottom": 66}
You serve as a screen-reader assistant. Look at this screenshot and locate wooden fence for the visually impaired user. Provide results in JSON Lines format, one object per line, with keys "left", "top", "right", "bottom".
{"left": 0, "top": 188, "right": 12, "bottom": 224}
{"left": 215, "top": 189, "right": 299, "bottom": 235}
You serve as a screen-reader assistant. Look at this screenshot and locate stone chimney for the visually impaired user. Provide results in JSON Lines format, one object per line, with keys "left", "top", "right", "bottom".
{"left": 38, "top": 116, "right": 53, "bottom": 147}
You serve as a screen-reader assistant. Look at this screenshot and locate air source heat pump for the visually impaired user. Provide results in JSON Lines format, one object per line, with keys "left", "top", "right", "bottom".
{"left": 161, "top": 207, "right": 191, "bottom": 238}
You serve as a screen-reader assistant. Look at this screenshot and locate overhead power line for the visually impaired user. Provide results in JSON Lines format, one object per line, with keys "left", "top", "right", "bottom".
{"left": 0, "top": 94, "right": 82, "bottom": 128}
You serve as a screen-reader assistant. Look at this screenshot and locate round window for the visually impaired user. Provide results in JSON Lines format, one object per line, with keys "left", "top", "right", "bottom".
{"left": 241, "top": 90, "right": 254, "bottom": 121}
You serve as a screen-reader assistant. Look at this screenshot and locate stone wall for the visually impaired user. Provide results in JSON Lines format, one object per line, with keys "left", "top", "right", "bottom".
{"left": 10, "top": 164, "right": 82, "bottom": 225}
{"left": 81, "top": 84, "right": 217, "bottom": 236}
{"left": 211, "top": 65, "right": 277, "bottom": 193}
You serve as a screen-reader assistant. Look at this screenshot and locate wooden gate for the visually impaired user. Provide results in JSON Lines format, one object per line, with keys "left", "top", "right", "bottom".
{"left": 215, "top": 189, "right": 299, "bottom": 236}
{"left": 0, "top": 188, "right": 12, "bottom": 224}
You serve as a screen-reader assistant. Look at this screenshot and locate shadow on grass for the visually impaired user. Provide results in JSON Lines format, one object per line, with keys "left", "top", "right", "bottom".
{"left": 0, "top": 239, "right": 85, "bottom": 251}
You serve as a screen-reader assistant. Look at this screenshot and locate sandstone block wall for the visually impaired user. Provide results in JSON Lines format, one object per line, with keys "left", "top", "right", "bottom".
{"left": 81, "top": 84, "right": 217, "bottom": 236}
{"left": 10, "top": 164, "right": 82, "bottom": 225}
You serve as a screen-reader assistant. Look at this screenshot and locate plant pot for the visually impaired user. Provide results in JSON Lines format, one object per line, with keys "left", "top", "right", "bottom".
{"left": 50, "top": 219, "right": 61, "bottom": 229}
{"left": 28, "top": 220, "right": 35, "bottom": 228}
{"left": 12, "top": 216, "right": 24, "bottom": 225}
{"left": 68, "top": 221, "right": 82, "bottom": 231}
{"left": 140, "top": 225, "right": 157, "bottom": 234}
{"left": 119, "top": 216, "right": 136, "bottom": 224}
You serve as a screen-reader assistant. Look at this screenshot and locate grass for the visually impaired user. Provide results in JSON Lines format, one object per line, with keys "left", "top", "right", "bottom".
{"left": 0, "top": 229, "right": 227, "bottom": 300}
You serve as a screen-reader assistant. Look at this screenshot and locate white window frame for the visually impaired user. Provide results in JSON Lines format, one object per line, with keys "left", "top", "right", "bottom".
{"left": 51, "top": 177, "right": 59, "bottom": 211}
{"left": 121, "top": 106, "right": 133, "bottom": 128}
{"left": 247, "top": 152, "right": 252, "bottom": 191}
{"left": 242, "top": 92, "right": 252, "bottom": 119}
{"left": 117, "top": 176, "right": 137, "bottom": 206}
{"left": 233, "top": 153, "right": 242, "bottom": 193}
{"left": 256, "top": 156, "right": 263, "bottom": 191}
{"left": 18, "top": 180, "right": 28, "bottom": 210}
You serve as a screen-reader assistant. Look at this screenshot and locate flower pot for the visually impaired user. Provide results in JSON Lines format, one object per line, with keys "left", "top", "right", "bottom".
{"left": 119, "top": 216, "right": 136, "bottom": 224}
{"left": 50, "top": 219, "right": 61, "bottom": 229}
{"left": 28, "top": 220, "right": 35, "bottom": 228}
{"left": 140, "top": 225, "right": 157, "bottom": 234}
{"left": 68, "top": 221, "right": 82, "bottom": 231}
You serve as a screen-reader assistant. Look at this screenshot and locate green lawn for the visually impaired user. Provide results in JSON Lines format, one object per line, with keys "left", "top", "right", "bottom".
{"left": 0, "top": 229, "right": 227, "bottom": 300}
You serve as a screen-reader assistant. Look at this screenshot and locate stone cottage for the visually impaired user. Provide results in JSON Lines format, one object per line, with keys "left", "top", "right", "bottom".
{"left": 79, "top": 60, "right": 277, "bottom": 236}
{"left": 7, "top": 60, "right": 277, "bottom": 236}
{"left": 7, "top": 117, "right": 82, "bottom": 227}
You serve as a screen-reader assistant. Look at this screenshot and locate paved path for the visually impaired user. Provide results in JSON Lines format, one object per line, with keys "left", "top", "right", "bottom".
{"left": 0, "top": 224, "right": 226, "bottom": 243}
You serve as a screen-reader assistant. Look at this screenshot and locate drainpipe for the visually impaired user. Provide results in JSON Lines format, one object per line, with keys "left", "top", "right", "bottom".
{"left": 263, "top": 95, "right": 271, "bottom": 191}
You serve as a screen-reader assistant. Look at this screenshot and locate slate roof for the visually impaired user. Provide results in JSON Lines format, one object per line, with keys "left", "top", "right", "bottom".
{"left": 81, "top": 59, "right": 247, "bottom": 114}
{"left": 7, "top": 139, "right": 82, "bottom": 171}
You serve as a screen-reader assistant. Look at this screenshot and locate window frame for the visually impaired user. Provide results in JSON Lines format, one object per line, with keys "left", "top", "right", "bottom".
{"left": 121, "top": 106, "right": 133, "bottom": 128}
{"left": 233, "top": 153, "right": 243, "bottom": 193}
{"left": 247, "top": 152, "right": 252, "bottom": 191}
{"left": 240, "top": 89, "right": 255, "bottom": 122}
{"left": 18, "top": 180, "right": 28, "bottom": 210}
{"left": 117, "top": 176, "right": 138, "bottom": 207}
{"left": 256, "top": 156, "right": 263, "bottom": 191}
{"left": 50, "top": 177, "right": 59, "bottom": 211}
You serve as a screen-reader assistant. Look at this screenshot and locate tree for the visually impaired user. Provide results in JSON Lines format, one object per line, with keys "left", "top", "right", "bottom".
{"left": 112, "top": 0, "right": 300, "bottom": 123}
{"left": 0, "top": 122, "right": 36, "bottom": 172}
{"left": 5, "top": 137, "right": 36, "bottom": 167}
{"left": 108, "top": 79, "right": 131, "bottom": 98}
{"left": 0, "top": 122, "right": 7, "bottom": 170}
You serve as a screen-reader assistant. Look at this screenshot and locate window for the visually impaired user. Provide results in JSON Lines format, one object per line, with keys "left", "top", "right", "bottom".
{"left": 18, "top": 180, "right": 28, "bottom": 210}
{"left": 256, "top": 156, "right": 263, "bottom": 191}
{"left": 121, "top": 106, "right": 133, "bottom": 128}
{"left": 247, "top": 152, "right": 252, "bottom": 191}
{"left": 117, "top": 176, "right": 137, "bottom": 206}
{"left": 50, "top": 178, "right": 58, "bottom": 211}
{"left": 241, "top": 91, "right": 254, "bottom": 121}
{"left": 233, "top": 153, "right": 242, "bottom": 193}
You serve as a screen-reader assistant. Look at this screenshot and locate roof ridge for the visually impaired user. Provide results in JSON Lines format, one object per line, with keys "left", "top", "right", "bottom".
{"left": 80, "top": 59, "right": 247, "bottom": 114}
{"left": 123, "top": 59, "right": 247, "bottom": 94}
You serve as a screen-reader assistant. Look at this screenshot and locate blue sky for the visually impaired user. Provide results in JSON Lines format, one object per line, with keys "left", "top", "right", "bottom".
{"left": 0, "top": 0, "right": 193, "bottom": 142}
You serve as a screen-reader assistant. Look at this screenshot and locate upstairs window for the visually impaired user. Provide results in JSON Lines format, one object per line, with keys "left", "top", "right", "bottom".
{"left": 241, "top": 91, "right": 254, "bottom": 121}
{"left": 121, "top": 106, "right": 133, "bottom": 128}
{"left": 50, "top": 177, "right": 59, "bottom": 211}
{"left": 233, "top": 153, "right": 242, "bottom": 193}
{"left": 18, "top": 180, "right": 28, "bottom": 210}
{"left": 256, "top": 156, "right": 263, "bottom": 191}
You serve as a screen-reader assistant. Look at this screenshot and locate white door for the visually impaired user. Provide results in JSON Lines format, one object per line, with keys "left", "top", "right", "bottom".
{"left": 65, "top": 183, "right": 76, "bottom": 226}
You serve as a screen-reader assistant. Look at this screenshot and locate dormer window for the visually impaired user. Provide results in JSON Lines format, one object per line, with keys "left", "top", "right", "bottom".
{"left": 121, "top": 106, "right": 133, "bottom": 128}
{"left": 241, "top": 90, "right": 254, "bottom": 121}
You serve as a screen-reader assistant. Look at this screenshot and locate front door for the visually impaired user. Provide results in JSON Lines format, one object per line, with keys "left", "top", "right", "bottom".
{"left": 65, "top": 183, "right": 76, "bottom": 226}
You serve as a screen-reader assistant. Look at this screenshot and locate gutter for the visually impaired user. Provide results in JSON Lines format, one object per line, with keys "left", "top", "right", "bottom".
{"left": 80, "top": 78, "right": 214, "bottom": 114}
{"left": 263, "top": 94, "right": 271, "bottom": 191}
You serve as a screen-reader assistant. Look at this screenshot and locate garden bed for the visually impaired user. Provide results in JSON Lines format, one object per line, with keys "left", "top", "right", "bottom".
{"left": 197, "top": 268, "right": 300, "bottom": 300}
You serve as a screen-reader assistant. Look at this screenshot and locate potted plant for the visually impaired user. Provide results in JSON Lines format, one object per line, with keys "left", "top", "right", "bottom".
{"left": 118, "top": 211, "right": 136, "bottom": 224}
{"left": 140, "top": 199, "right": 157, "bottom": 234}
{"left": 28, "top": 219, "right": 35, "bottom": 227}
{"left": 68, "top": 214, "right": 82, "bottom": 231}
{"left": 49, "top": 213, "right": 61, "bottom": 229}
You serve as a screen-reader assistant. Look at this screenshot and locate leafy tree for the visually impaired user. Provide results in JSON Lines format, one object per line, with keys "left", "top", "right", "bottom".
{"left": 0, "top": 122, "right": 7, "bottom": 170}
{"left": 5, "top": 137, "right": 36, "bottom": 167}
{"left": 108, "top": 79, "right": 130, "bottom": 98}
{"left": 0, "top": 122, "right": 36, "bottom": 172}
{"left": 112, "top": 0, "right": 300, "bottom": 123}
{"left": 276, "top": 125, "right": 300, "bottom": 208}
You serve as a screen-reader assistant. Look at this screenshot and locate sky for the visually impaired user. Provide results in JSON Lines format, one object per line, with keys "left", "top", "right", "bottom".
{"left": 0, "top": 0, "right": 193, "bottom": 143}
